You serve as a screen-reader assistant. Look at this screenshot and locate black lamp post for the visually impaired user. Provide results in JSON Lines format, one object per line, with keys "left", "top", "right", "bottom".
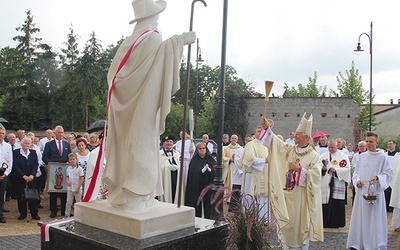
{"left": 211, "top": 0, "right": 228, "bottom": 221}
{"left": 195, "top": 38, "right": 204, "bottom": 128}
{"left": 354, "top": 22, "right": 373, "bottom": 132}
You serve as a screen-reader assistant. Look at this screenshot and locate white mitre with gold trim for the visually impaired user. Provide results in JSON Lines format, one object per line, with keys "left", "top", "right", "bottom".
{"left": 295, "top": 112, "right": 313, "bottom": 144}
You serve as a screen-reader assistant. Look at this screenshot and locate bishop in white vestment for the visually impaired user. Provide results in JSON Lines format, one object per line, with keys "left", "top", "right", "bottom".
{"left": 259, "top": 113, "right": 323, "bottom": 250}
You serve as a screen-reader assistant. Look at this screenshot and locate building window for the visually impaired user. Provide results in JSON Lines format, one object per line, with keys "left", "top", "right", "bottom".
{"left": 347, "top": 114, "right": 351, "bottom": 118}
{"left": 335, "top": 114, "right": 338, "bottom": 118}
{"left": 297, "top": 113, "right": 300, "bottom": 117}
{"left": 248, "top": 113, "right": 251, "bottom": 117}
{"left": 272, "top": 112, "right": 276, "bottom": 117}
{"left": 321, "top": 113, "right": 327, "bottom": 117}
{"left": 284, "top": 113, "right": 289, "bottom": 117}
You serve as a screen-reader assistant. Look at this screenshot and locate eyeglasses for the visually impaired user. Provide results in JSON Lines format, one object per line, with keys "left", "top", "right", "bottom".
{"left": 198, "top": 147, "right": 206, "bottom": 150}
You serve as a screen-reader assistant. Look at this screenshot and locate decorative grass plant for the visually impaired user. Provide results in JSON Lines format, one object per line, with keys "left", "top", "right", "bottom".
{"left": 198, "top": 184, "right": 282, "bottom": 250}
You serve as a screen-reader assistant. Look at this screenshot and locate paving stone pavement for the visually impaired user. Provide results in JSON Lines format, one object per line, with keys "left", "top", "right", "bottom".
{"left": 0, "top": 234, "right": 40, "bottom": 250}
{"left": 0, "top": 188, "right": 399, "bottom": 249}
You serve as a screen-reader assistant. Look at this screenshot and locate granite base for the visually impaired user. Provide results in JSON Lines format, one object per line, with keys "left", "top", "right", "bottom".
{"left": 47, "top": 217, "right": 227, "bottom": 250}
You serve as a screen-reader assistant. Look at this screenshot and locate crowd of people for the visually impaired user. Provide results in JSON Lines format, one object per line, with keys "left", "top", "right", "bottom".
{"left": 0, "top": 125, "right": 101, "bottom": 222}
{"left": 0, "top": 117, "right": 398, "bottom": 249}
{"left": 159, "top": 115, "right": 398, "bottom": 249}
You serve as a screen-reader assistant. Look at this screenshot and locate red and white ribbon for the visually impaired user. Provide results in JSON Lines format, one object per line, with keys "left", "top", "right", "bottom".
{"left": 107, "top": 29, "right": 159, "bottom": 110}
{"left": 41, "top": 217, "right": 74, "bottom": 242}
{"left": 82, "top": 123, "right": 106, "bottom": 202}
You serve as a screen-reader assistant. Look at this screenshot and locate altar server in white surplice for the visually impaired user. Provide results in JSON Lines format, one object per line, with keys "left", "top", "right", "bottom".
{"left": 347, "top": 132, "right": 392, "bottom": 250}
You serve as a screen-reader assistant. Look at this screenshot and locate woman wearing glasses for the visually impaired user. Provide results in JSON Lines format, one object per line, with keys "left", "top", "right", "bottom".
{"left": 185, "top": 142, "right": 216, "bottom": 218}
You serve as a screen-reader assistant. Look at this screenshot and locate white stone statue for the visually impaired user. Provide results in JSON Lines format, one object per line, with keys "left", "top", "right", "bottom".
{"left": 103, "top": 0, "right": 196, "bottom": 212}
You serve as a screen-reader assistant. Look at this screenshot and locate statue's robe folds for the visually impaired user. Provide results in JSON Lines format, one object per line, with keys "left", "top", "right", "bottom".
{"left": 104, "top": 31, "right": 184, "bottom": 207}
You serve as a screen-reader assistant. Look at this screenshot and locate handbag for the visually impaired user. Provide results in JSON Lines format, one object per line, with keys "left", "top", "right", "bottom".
{"left": 0, "top": 162, "right": 8, "bottom": 176}
{"left": 22, "top": 182, "right": 40, "bottom": 201}
{"left": 36, "top": 168, "right": 42, "bottom": 178}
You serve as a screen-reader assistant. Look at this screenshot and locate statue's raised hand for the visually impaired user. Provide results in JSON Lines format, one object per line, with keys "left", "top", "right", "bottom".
{"left": 181, "top": 31, "right": 196, "bottom": 45}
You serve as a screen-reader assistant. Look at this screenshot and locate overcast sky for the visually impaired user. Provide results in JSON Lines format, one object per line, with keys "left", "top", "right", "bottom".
{"left": 1, "top": 0, "right": 399, "bottom": 104}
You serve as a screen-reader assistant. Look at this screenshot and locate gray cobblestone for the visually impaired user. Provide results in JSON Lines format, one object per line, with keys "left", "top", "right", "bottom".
{"left": 0, "top": 234, "right": 40, "bottom": 250}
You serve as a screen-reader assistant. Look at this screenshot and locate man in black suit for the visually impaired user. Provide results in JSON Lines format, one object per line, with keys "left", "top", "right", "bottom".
{"left": 42, "top": 125, "right": 71, "bottom": 218}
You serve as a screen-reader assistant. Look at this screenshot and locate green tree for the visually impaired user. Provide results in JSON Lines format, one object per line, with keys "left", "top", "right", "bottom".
{"left": 210, "top": 66, "right": 260, "bottom": 141}
{"left": 222, "top": 79, "right": 251, "bottom": 140}
{"left": 337, "top": 61, "right": 367, "bottom": 104}
{"left": 164, "top": 102, "right": 185, "bottom": 138}
{"left": 54, "top": 24, "right": 81, "bottom": 130}
{"left": 0, "top": 47, "right": 26, "bottom": 127}
{"left": 13, "top": 10, "right": 41, "bottom": 63}
{"left": 168, "top": 63, "right": 260, "bottom": 141}
{"left": 283, "top": 72, "right": 331, "bottom": 97}
{"left": 32, "top": 44, "right": 61, "bottom": 129}
{"left": 75, "top": 31, "right": 106, "bottom": 129}
{"left": 196, "top": 100, "right": 214, "bottom": 138}
{"left": 357, "top": 98, "right": 378, "bottom": 132}
{"left": 337, "top": 61, "right": 377, "bottom": 131}
{"left": 1, "top": 10, "right": 57, "bottom": 130}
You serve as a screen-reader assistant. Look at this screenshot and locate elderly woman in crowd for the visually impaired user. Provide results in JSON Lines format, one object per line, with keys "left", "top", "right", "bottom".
{"left": 87, "top": 133, "right": 99, "bottom": 152}
{"left": 13, "top": 137, "right": 40, "bottom": 220}
{"left": 185, "top": 142, "right": 216, "bottom": 219}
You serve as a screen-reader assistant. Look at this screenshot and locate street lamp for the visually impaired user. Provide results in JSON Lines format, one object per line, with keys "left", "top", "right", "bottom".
{"left": 354, "top": 21, "right": 373, "bottom": 132}
{"left": 210, "top": 0, "right": 228, "bottom": 221}
{"left": 195, "top": 38, "right": 204, "bottom": 128}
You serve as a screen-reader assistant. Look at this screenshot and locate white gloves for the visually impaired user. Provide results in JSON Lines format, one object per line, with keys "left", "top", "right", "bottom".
{"left": 170, "top": 164, "right": 179, "bottom": 171}
{"left": 201, "top": 164, "right": 211, "bottom": 173}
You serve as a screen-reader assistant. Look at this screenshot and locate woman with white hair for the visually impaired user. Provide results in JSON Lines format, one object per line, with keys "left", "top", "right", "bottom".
{"left": 13, "top": 137, "right": 40, "bottom": 220}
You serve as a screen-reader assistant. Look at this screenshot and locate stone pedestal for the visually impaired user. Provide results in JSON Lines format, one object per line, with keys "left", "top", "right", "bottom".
{"left": 74, "top": 200, "right": 195, "bottom": 239}
{"left": 47, "top": 217, "right": 227, "bottom": 250}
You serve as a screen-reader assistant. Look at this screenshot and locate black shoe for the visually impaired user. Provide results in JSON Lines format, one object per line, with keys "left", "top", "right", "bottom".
{"left": 32, "top": 215, "right": 41, "bottom": 220}
{"left": 2, "top": 207, "right": 9, "bottom": 212}
{"left": 61, "top": 212, "right": 65, "bottom": 216}
{"left": 0, "top": 217, "right": 5, "bottom": 223}
{"left": 50, "top": 212, "right": 57, "bottom": 218}
{"left": 38, "top": 205, "right": 44, "bottom": 208}
{"left": 18, "top": 215, "right": 27, "bottom": 220}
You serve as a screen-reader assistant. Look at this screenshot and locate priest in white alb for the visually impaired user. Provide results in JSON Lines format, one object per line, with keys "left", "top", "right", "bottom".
{"left": 159, "top": 135, "right": 182, "bottom": 204}
{"left": 222, "top": 134, "right": 242, "bottom": 196}
{"left": 239, "top": 126, "right": 269, "bottom": 220}
{"left": 390, "top": 155, "right": 400, "bottom": 232}
{"left": 320, "top": 139, "right": 350, "bottom": 228}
